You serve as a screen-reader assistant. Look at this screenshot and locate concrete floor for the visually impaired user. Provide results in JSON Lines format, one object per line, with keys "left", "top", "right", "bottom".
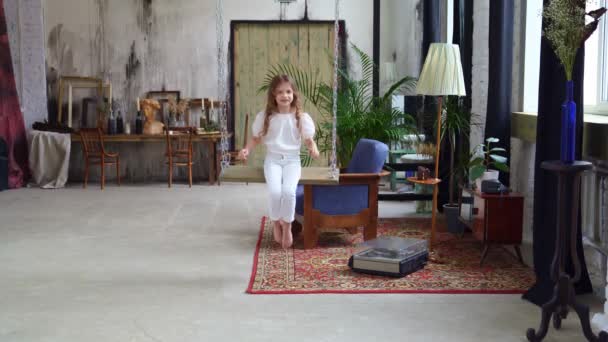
{"left": 0, "top": 182, "right": 604, "bottom": 341}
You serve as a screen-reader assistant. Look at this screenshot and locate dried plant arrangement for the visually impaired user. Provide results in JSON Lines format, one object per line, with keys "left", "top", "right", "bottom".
{"left": 543, "top": 0, "right": 606, "bottom": 80}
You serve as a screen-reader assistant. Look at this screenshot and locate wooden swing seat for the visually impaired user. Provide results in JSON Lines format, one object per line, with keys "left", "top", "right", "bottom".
{"left": 220, "top": 165, "right": 339, "bottom": 185}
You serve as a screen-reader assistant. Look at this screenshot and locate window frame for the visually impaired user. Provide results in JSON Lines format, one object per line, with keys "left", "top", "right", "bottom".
{"left": 585, "top": 0, "right": 608, "bottom": 115}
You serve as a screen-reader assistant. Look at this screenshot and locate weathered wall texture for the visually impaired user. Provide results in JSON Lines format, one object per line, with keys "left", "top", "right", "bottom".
{"left": 4, "top": 0, "right": 48, "bottom": 131}
{"left": 41, "top": 0, "right": 423, "bottom": 182}
{"left": 470, "top": 0, "right": 489, "bottom": 150}
{"left": 380, "top": 0, "right": 423, "bottom": 93}
{"left": 42, "top": 0, "right": 382, "bottom": 122}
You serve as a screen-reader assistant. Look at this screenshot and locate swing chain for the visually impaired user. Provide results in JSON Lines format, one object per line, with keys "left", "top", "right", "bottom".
{"left": 329, "top": 0, "right": 340, "bottom": 180}
{"left": 216, "top": 0, "right": 230, "bottom": 175}
{"left": 215, "top": 0, "right": 340, "bottom": 180}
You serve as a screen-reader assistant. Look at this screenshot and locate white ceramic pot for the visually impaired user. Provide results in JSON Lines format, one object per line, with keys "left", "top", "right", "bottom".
{"left": 476, "top": 170, "right": 500, "bottom": 191}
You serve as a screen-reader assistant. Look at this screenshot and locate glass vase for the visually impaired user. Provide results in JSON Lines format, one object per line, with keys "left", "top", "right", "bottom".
{"left": 560, "top": 80, "right": 576, "bottom": 163}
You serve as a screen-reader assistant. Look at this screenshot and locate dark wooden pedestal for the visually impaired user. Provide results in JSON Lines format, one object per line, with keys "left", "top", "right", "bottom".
{"left": 526, "top": 161, "right": 607, "bottom": 342}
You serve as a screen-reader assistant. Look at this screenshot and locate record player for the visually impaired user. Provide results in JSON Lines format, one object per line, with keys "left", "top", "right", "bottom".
{"left": 348, "top": 236, "right": 428, "bottom": 277}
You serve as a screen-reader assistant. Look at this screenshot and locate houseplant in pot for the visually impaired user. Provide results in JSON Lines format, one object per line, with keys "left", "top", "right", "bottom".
{"left": 469, "top": 137, "right": 509, "bottom": 190}
{"left": 260, "top": 44, "right": 419, "bottom": 166}
{"left": 440, "top": 96, "right": 479, "bottom": 234}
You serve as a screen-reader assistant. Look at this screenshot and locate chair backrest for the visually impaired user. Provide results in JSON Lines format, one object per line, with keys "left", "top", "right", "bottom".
{"left": 79, "top": 128, "right": 105, "bottom": 156}
{"left": 346, "top": 139, "right": 388, "bottom": 173}
{"left": 165, "top": 126, "right": 194, "bottom": 155}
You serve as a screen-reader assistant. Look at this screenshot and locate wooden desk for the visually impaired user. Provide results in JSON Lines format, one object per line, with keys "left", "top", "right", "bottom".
{"left": 459, "top": 187, "right": 525, "bottom": 266}
{"left": 71, "top": 132, "right": 224, "bottom": 184}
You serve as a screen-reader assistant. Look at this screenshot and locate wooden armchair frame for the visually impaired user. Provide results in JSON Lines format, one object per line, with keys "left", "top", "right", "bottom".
{"left": 294, "top": 169, "right": 390, "bottom": 249}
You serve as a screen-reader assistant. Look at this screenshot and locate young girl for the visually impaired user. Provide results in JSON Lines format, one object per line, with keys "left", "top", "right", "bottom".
{"left": 238, "top": 75, "right": 320, "bottom": 249}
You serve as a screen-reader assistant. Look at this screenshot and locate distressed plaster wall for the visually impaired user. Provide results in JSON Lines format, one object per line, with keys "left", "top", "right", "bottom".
{"left": 4, "top": 0, "right": 48, "bottom": 130}
{"left": 470, "top": 0, "right": 489, "bottom": 150}
{"left": 380, "top": 0, "right": 423, "bottom": 94}
{"left": 41, "top": 0, "right": 421, "bottom": 182}
{"left": 509, "top": 0, "right": 536, "bottom": 243}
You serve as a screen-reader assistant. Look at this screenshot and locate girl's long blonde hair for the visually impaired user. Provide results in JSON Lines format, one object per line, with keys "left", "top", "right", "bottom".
{"left": 261, "top": 74, "right": 302, "bottom": 137}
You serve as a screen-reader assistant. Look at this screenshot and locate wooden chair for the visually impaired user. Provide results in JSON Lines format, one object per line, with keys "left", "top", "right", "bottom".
{"left": 79, "top": 127, "right": 120, "bottom": 189}
{"left": 165, "top": 126, "right": 195, "bottom": 187}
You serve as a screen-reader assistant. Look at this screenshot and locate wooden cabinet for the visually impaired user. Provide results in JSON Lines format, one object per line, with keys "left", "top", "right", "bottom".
{"left": 459, "top": 187, "right": 525, "bottom": 266}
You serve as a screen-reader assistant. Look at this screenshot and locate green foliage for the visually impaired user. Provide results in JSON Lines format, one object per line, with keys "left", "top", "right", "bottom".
{"left": 440, "top": 96, "right": 480, "bottom": 204}
{"left": 260, "top": 44, "right": 418, "bottom": 166}
{"left": 469, "top": 137, "right": 510, "bottom": 182}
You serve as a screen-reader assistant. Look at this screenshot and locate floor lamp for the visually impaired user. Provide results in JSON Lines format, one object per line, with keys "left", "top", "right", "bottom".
{"left": 411, "top": 43, "right": 466, "bottom": 255}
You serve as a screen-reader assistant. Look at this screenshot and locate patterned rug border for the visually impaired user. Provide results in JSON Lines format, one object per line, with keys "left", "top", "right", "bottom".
{"left": 246, "top": 216, "right": 531, "bottom": 295}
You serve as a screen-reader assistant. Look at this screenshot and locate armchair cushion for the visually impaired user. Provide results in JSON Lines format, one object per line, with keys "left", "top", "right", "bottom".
{"left": 296, "top": 184, "right": 368, "bottom": 216}
{"left": 346, "top": 138, "right": 388, "bottom": 173}
{"left": 295, "top": 139, "right": 388, "bottom": 217}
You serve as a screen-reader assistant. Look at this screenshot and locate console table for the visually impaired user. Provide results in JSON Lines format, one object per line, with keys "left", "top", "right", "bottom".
{"left": 459, "top": 187, "right": 525, "bottom": 266}
{"left": 71, "top": 132, "right": 223, "bottom": 185}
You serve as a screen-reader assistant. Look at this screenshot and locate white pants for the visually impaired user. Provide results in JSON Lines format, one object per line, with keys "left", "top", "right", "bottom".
{"left": 264, "top": 152, "right": 301, "bottom": 223}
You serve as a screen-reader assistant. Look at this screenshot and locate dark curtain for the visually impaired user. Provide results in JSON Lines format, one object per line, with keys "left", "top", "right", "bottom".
{"left": 0, "top": 0, "right": 29, "bottom": 188}
{"left": 522, "top": 1, "right": 592, "bottom": 306}
{"left": 421, "top": 0, "right": 446, "bottom": 207}
{"left": 422, "top": 0, "right": 441, "bottom": 68}
{"left": 453, "top": 0, "right": 473, "bottom": 109}
{"left": 484, "top": 0, "right": 513, "bottom": 187}
{"left": 439, "top": 0, "right": 474, "bottom": 207}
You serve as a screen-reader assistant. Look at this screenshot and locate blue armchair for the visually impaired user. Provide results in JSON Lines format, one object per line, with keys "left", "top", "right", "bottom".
{"left": 294, "top": 139, "right": 389, "bottom": 249}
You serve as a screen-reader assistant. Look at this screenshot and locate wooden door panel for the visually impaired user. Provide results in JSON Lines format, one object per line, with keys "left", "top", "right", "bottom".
{"left": 233, "top": 22, "right": 335, "bottom": 166}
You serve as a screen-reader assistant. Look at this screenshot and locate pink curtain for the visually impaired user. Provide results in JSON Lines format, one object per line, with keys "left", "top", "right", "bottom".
{"left": 0, "top": 0, "right": 29, "bottom": 188}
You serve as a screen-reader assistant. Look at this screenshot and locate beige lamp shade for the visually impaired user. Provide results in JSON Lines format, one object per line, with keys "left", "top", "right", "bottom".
{"left": 416, "top": 43, "right": 466, "bottom": 96}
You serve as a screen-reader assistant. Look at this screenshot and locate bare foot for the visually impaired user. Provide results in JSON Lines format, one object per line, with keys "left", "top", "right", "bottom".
{"left": 272, "top": 221, "right": 282, "bottom": 244}
{"left": 281, "top": 221, "right": 293, "bottom": 249}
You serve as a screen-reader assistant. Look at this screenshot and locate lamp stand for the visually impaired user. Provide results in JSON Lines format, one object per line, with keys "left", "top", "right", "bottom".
{"left": 406, "top": 96, "right": 443, "bottom": 262}
{"left": 430, "top": 96, "right": 443, "bottom": 260}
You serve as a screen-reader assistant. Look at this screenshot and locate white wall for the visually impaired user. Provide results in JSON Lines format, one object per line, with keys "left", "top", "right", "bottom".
{"left": 380, "top": 0, "right": 423, "bottom": 95}
{"left": 40, "top": 0, "right": 426, "bottom": 180}
{"left": 41, "top": 0, "right": 378, "bottom": 122}
{"left": 4, "top": 0, "right": 48, "bottom": 130}
{"left": 470, "top": 0, "right": 489, "bottom": 150}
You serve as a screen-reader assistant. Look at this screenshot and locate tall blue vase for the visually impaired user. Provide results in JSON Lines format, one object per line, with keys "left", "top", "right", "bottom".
{"left": 560, "top": 80, "right": 576, "bottom": 163}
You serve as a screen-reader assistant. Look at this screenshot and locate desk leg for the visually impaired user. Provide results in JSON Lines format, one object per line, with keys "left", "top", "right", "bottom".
{"left": 480, "top": 244, "right": 489, "bottom": 267}
{"left": 216, "top": 142, "right": 221, "bottom": 186}
{"left": 430, "top": 183, "right": 438, "bottom": 250}
{"left": 208, "top": 140, "right": 216, "bottom": 185}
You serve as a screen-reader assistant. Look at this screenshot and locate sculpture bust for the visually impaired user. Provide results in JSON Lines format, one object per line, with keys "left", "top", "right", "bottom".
{"left": 140, "top": 99, "right": 163, "bottom": 135}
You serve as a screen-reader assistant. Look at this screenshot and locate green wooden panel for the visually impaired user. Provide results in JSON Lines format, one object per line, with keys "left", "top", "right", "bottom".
{"left": 233, "top": 22, "right": 335, "bottom": 167}
{"left": 511, "top": 112, "right": 537, "bottom": 143}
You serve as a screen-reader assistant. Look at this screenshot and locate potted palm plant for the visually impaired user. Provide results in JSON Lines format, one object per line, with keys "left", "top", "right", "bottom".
{"left": 260, "top": 44, "right": 419, "bottom": 166}
{"left": 440, "top": 96, "right": 479, "bottom": 234}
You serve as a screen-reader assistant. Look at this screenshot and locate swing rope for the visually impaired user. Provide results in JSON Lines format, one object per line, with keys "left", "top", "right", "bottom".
{"left": 216, "top": 0, "right": 340, "bottom": 180}
{"left": 216, "top": 0, "right": 230, "bottom": 176}
{"left": 329, "top": 0, "right": 340, "bottom": 179}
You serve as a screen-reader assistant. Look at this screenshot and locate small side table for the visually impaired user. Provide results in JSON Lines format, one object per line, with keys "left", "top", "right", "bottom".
{"left": 459, "top": 187, "right": 525, "bottom": 266}
{"left": 526, "top": 160, "right": 607, "bottom": 342}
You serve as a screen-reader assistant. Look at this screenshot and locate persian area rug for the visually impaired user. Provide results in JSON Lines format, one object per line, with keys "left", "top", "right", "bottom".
{"left": 246, "top": 217, "right": 535, "bottom": 294}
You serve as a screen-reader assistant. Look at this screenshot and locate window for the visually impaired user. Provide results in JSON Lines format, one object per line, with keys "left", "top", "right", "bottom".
{"left": 584, "top": 0, "right": 608, "bottom": 115}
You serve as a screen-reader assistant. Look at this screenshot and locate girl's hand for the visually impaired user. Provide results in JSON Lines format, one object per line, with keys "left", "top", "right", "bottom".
{"left": 238, "top": 148, "right": 249, "bottom": 160}
{"left": 309, "top": 146, "right": 320, "bottom": 159}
